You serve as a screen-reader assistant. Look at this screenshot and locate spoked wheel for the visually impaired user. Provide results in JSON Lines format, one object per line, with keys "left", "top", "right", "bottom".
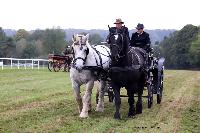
{"left": 147, "top": 84, "right": 153, "bottom": 108}
{"left": 147, "top": 72, "right": 154, "bottom": 108}
{"left": 48, "top": 61, "right": 54, "bottom": 72}
{"left": 53, "top": 62, "right": 60, "bottom": 72}
{"left": 63, "top": 63, "right": 71, "bottom": 72}
{"left": 60, "top": 63, "right": 68, "bottom": 72}
{"left": 157, "top": 68, "right": 164, "bottom": 104}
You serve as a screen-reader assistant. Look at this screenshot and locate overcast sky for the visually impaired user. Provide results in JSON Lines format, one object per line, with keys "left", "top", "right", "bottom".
{"left": 0, "top": 0, "right": 200, "bottom": 30}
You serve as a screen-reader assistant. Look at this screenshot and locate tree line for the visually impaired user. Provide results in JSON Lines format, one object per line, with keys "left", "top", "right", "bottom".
{"left": 155, "top": 24, "right": 200, "bottom": 69}
{"left": 1, "top": 25, "right": 200, "bottom": 69}
{"left": 0, "top": 27, "right": 103, "bottom": 59}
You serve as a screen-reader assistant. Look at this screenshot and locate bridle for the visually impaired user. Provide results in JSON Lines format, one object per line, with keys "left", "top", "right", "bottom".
{"left": 71, "top": 37, "right": 89, "bottom": 69}
{"left": 110, "top": 33, "right": 126, "bottom": 61}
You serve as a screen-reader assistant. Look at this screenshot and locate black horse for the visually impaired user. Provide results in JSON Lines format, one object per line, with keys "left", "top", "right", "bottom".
{"left": 108, "top": 27, "right": 146, "bottom": 119}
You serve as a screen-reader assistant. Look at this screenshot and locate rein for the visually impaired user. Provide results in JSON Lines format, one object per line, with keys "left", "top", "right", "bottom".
{"left": 72, "top": 45, "right": 110, "bottom": 71}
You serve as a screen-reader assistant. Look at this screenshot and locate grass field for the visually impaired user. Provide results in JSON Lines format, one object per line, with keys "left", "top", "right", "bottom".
{"left": 0, "top": 69, "right": 200, "bottom": 133}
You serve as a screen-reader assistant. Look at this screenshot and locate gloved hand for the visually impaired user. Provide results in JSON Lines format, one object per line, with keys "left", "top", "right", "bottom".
{"left": 144, "top": 44, "right": 152, "bottom": 52}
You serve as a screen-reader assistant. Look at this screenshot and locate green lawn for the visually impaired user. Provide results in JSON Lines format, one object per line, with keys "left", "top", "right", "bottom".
{"left": 0, "top": 69, "right": 199, "bottom": 133}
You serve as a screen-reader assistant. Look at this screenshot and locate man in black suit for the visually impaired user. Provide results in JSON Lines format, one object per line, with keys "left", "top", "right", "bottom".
{"left": 130, "top": 23, "right": 151, "bottom": 52}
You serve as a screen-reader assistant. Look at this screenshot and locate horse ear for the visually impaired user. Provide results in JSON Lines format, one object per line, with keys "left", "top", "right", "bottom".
{"left": 108, "top": 25, "right": 111, "bottom": 31}
{"left": 85, "top": 34, "right": 89, "bottom": 41}
{"left": 72, "top": 34, "right": 76, "bottom": 42}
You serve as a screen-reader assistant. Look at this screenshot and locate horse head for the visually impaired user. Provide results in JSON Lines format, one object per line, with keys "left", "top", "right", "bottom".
{"left": 71, "top": 34, "right": 90, "bottom": 71}
{"left": 108, "top": 28, "right": 129, "bottom": 66}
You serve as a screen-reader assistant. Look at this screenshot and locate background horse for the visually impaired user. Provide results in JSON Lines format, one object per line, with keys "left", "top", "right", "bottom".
{"left": 108, "top": 28, "right": 146, "bottom": 119}
{"left": 70, "top": 34, "right": 110, "bottom": 118}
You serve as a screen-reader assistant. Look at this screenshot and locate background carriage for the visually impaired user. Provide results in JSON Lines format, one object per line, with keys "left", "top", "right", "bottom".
{"left": 48, "top": 54, "right": 73, "bottom": 72}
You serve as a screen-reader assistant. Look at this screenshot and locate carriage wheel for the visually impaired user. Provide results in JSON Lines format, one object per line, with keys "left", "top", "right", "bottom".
{"left": 66, "top": 64, "right": 71, "bottom": 72}
{"left": 53, "top": 63, "right": 60, "bottom": 72}
{"left": 157, "top": 68, "right": 164, "bottom": 104}
{"left": 147, "top": 84, "right": 153, "bottom": 108}
{"left": 59, "top": 64, "right": 67, "bottom": 72}
{"left": 63, "top": 63, "right": 70, "bottom": 72}
{"left": 48, "top": 61, "right": 53, "bottom": 72}
{"left": 147, "top": 74, "right": 153, "bottom": 108}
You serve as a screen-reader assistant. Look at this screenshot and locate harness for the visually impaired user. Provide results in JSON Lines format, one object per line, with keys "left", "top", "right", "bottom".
{"left": 72, "top": 44, "right": 110, "bottom": 80}
{"left": 84, "top": 45, "right": 111, "bottom": 80}
{"left": 127, "top": 47, "right": 147, "bottom": 71}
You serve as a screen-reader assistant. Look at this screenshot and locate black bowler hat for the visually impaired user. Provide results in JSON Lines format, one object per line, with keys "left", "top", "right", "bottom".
{"left": 136, "top": 23, "right": 144, "bottom": 29}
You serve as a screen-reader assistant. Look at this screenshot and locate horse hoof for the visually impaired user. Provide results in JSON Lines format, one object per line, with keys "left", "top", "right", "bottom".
{"left": 136, "top": 110, "right": 142, "bottom": 114}
{"left": 128, "top": 112, "right": 136, "bottom": 118}
{"left": 114, "top": 113, "right": 121, "bottom": 119}
{"left": 79, "top": 112, "right": 89, "bottom": 118}
{"left": 96, "top": 107, "right": 104, "bottom": 112}
{"left": 127, "top": 115, "right": 136, "bottom": 118}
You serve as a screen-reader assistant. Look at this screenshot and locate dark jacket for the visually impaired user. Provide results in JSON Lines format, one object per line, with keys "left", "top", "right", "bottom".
{"left": 130, "top": 31, "right": 151, "bottom": 51}
{"left": 107, "top": 26, "right": 130, "bottom": 44}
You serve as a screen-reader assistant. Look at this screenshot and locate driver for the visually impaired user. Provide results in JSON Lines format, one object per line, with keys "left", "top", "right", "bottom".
{"left": 106, "top": 18, "right": 130, "bottom": 44}
{"left": 130, "top": 23, "right": 153, "bottom": 72}
{"left": 130, "top": 23, "right": 151, "bottom": 52}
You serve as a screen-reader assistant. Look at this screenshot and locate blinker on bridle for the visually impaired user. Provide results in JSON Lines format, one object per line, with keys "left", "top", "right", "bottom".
{"left": 111, "top": 33, "right": 125, "bottom": 60}
{"left": 72, "top": 36, "right": 89, "bottom": 69}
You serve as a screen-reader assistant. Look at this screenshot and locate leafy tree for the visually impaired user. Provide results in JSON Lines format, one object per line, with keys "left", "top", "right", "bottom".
{"left": 189, "top": 30, "right": 200, "bottom": 68}
{"left": 159, "top": 24, "right": 199, "bottom": 69}
{"left": 0, "top": 27, "right": 6, "bottom": 41}
{"left": 89, "top": 33, "right": 103, "bottom": 44}
{"left": 0, "top": 28, "right": 15, "bottom": 57}
{"left": 43, "top": 28, "right": 66, "bottom": 54}
{"left": 28, "top": 30, "right": 44, "bottom": 41}
{"left": 27, "top": 30, "right": 45, "bottom": 58}
{"left": 15, "top": 29, "right": 29, "bottom": 41}
{"left": 16, "top": 38, "right": 28, "bottom": 57}
{"left": 34, "top": 40, "right": 44, "bottom": 57}
{"left": 22, "top": 42, "right": 38, "bottom": 58}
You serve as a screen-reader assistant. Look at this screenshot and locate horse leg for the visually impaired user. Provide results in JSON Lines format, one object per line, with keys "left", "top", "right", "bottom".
{"left": 127, "top": 86, "right": 136, "bottom": 117}
{"left": 80, "top": 80, "right": 94, "bottom": 118}
{"left": 96, "top": 89, "right": 99, "bottom": 104}
{"left": 72, "top": 81, "right": 82, "bottom": 114}
{"left": 113, "top": 83, "right": 121, "bottom": 119}
{"left": 136, "top": 86, "right": 143, "bottom": 114}
{"left": 96, "top": 80, "right": 106, "bottom": 112}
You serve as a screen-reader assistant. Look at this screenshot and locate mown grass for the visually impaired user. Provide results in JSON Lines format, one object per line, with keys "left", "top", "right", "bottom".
{"left": 179, "top": 75, "right": 200, "bottom": 133}
{"left": 0, "top": 69, "right": 200, "bottom": 133}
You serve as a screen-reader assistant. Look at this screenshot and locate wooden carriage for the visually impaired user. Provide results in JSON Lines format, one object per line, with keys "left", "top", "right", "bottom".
{"left": 48, "top": 54, "right": 73, "bottom": 72}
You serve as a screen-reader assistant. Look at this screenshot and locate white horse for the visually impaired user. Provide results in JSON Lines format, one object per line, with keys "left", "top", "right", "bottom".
{"left": 70, "top": 34, "right": 110, "bottom": 118}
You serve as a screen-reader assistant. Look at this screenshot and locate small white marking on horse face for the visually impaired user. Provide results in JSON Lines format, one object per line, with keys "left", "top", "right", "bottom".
{"left": 114, "top": 35, "right": 118, "bottom": 41}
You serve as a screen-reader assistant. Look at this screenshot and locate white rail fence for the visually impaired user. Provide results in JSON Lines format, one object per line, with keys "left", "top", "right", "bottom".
{"left": 0, "top": 58, "right": 48, "bottom": 70}
{"left": 0, "top": 61, "right": 3, "bottom": 70}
